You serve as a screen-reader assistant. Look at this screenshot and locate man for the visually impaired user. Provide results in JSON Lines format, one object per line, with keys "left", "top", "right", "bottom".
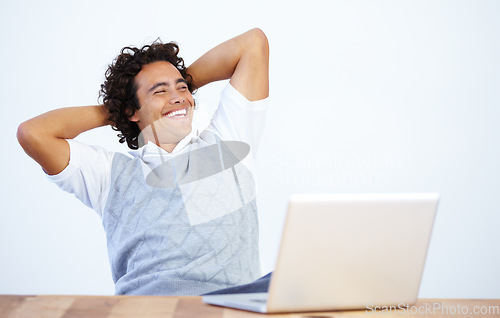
{"left": 17, "top": 28, "right": 269, "bottom": 295}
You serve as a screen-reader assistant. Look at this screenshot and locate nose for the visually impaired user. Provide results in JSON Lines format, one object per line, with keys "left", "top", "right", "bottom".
{"left": 170, "top": 94, "right": 185, "bottom": 105}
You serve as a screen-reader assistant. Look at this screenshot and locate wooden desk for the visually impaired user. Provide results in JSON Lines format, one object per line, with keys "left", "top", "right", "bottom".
{"left": 1, "top": 295, "right": 499, "bottom": 318}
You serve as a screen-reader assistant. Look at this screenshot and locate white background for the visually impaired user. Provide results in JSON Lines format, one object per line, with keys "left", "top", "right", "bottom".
{"left": 1, "top": 0, "right": 499, "bottom": 298}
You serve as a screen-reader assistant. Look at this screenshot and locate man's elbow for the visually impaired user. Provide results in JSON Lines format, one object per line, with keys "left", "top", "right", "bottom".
{"left": 248, "top": 28, "right": 269, "bottom": 58}
{"left": 17, "top": 120, "right": 42, "bottom": 154}
{"left": 17, "top": 121, "right": 32, "bottom": 149}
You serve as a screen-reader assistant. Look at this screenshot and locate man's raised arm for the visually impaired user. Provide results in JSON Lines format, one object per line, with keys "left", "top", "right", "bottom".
{"left": 17, "top": 105, "right": 110, "bottom": 175}
{"left": 187, "top": 28, "right": 269, "bottom": 101}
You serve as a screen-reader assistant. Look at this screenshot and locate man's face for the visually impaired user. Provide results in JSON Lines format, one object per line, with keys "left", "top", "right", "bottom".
{"left": 130, "top": 61, "right": 195, "bottom": 147}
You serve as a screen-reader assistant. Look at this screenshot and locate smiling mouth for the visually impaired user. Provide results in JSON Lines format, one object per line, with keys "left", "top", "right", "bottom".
{"left": 163, "top": 107, "right": 188, "bottom": 118}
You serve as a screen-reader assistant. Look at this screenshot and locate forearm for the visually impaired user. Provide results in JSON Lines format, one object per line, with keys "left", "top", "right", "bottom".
{"left": 19, "top": 105, "right": 110, "bottom": 140}
{"left": 187, "top": 28, "right": 269, "bottom": 100}
{"left": 17, "top": 105, "right": 110, "bottom": 174}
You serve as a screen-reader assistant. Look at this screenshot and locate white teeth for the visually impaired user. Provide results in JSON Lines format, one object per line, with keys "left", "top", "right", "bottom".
{"left": 165, "top": 108, "right": 187, "bottom": 118}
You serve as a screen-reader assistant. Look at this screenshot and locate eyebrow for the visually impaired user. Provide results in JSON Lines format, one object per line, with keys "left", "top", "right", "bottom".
{"left": 147, "top": 78, "right": 188, "bottom": 93}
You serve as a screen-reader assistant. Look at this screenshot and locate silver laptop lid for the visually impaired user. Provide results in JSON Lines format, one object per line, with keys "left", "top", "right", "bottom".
{"left": 267, "top": 193, "right": 439, "bottom": 313}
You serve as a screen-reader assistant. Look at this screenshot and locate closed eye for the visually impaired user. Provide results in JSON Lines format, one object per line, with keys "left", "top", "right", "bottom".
{"left": 154, "top": 90, "right": 166, "bottom": 94}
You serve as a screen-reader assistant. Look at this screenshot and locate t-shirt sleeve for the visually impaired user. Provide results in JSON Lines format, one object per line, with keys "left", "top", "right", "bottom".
{"left": 207, "top": 83, "right": 269, "bottom": 155}
{"left": 46, "top": 139, "right": 114, "bottom": 217}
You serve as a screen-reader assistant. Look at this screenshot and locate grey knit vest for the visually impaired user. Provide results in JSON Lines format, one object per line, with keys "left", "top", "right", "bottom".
{"left": 101, "top": 130, "right": 261, "bottom": 295}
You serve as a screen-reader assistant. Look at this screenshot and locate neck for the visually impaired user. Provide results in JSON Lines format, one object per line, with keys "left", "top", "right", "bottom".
{"left": 139, "top": 122, "right": 182, "bottom": 153}
{"left": 158, "top": 142, "right": 177, "bottom": 153}
{"left": 139, "top": 131, "right": 179, "bottom": 153}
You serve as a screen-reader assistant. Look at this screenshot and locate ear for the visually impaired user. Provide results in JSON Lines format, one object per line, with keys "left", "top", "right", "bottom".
{"left": 129, "top": 111, "right": 139, "bottom": 122}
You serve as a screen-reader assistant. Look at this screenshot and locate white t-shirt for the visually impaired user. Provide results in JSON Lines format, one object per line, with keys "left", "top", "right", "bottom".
{"left": 47, "top": 83, "right": 269, "bottom": 217}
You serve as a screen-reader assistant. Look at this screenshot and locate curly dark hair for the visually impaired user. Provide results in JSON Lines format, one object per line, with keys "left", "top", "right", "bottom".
{"left": 99, "top": 40, "right": 196, "bottom": 149}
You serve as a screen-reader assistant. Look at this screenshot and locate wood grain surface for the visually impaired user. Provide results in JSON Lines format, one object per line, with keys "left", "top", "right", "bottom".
{"left": 0, "top": 296, "right": 499, "bottom": 318}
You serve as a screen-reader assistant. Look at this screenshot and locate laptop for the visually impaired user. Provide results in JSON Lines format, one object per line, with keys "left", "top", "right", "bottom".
{"left": 203, "top": 193, "right": 439, "bottom": 313}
